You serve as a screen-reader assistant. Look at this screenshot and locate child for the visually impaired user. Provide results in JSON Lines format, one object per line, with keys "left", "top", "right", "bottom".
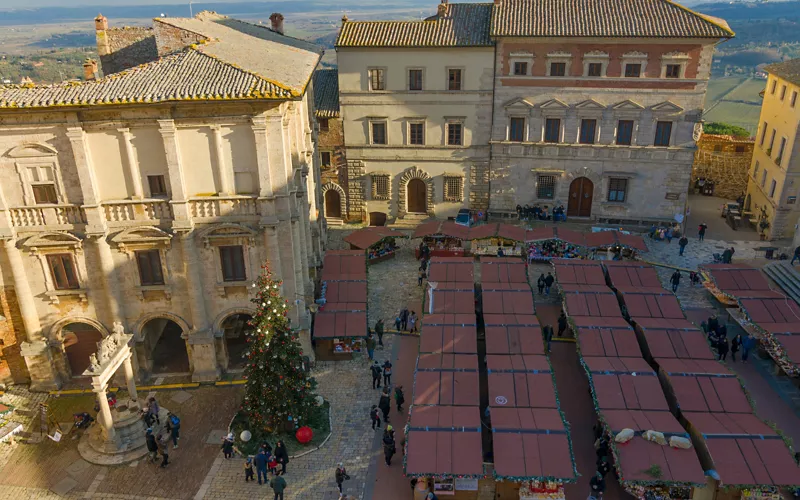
{"left": 370, "top": 404, "right": 381, "bottom": 430}
{"left": 268, "top": 453, "right": 278, "bottom": 475}
{"left": 394, "top": 386, "right": 405, "bottom": 413}
{"left": 244, "top": 457, "right": 255, "bottom": 482}
{"left": 222, "top": 433, "right": 234, "bottom": 459}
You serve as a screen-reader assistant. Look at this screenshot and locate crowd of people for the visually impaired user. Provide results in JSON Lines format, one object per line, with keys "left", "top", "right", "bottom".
{"left": 703, "top": 314, "right": 755, "bottom": 363}
{"left": 527, "top": 240, "right": 583, "bottom": 261}
{"left": 516, "top": 203, "right": 567, "bottom": 222}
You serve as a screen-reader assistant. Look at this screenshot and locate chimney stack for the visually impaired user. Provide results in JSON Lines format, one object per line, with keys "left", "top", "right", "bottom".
{"left": 83, "top": 58, "right": 99, "bottom": 81}
{"left": 438, "top": 0, "right": 447, "bottom": 18}
{"left": 94, "top": 14, "right": 108, "bottom": 31}
{"left": 270, "top": 13, "right": 285, "bottom": 35}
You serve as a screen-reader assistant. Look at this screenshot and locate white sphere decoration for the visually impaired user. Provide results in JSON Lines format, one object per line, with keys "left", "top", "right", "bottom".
{"left": 240, "top": 430, "right": 252, "bottom": 442}
{"left": 315, "top": 395, "right": 325, "bottom": 406}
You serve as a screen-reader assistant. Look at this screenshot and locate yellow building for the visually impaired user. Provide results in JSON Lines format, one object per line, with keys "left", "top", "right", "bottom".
{"left": 746, "top": 59, "right": 800, "bottom": 239}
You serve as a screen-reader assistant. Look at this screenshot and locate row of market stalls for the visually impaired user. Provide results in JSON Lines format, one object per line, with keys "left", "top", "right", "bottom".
{"left": 312, "top": 250, "right": 368, "bottom": 360}
{"left": 412, "top": 222, "right": 648, "bottom": 261}
{"left": 405, "top": 256, "right": 577, "bottom": 499}
{"left": 556, "top": 259, "right": 800, "bottom": 499}
{"left": 702, "top": 264, "right": 800, "bottom": 377}
{"left": 343, "top": 226, "right": 408, "bottom": 263}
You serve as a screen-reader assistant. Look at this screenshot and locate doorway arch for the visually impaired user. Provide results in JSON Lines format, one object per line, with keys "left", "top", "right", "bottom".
{"left": 141, "top": 317, "right": 190, "bottom": 374}
{"left": 369, "top": 212, "right": 387, "bottom": 226}
{"left": 407, "top": 178, "right": 427, "bottom": 214}
{"left": 220, "top": 313, "right": 253, "bottom": 370}
{"left": 62, "top": 323, "right": 104, "bottom": 377}
{"left": 325, "top": 189, "right": 342, "bottom": 219}
{"left": 567, "top": 177, "right": 594, "bottom": 217}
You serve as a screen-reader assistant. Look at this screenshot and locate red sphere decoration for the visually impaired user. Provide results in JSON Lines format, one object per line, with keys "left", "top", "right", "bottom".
{"left": 296, "top": 425, "right": 313, "bottom": 444}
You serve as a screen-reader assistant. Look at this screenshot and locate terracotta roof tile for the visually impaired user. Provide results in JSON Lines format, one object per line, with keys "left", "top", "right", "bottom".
{"left": 765, "top": 59, "right": 800, "bottom": 87}
{"left": 313, "top": 69, "right": 339, "bottom": 118}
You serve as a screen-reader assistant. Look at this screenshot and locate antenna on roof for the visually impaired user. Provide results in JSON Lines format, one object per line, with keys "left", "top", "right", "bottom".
{"left": 189, "top": 0, "right": 193, "bottom": 17}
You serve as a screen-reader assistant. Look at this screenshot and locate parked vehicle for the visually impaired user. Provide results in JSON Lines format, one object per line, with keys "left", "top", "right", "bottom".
{"left": 455, "top": 208, "right": 472, "bottom": 227}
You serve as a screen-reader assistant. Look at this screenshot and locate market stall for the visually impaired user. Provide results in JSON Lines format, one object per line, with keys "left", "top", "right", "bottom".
{"left": 524, "top": 227, "right": 586, "bottom": 262}
{"left": 584, "top": 230, "right": 648, "bottom": 260}
{"left": 701, "top": 264, "right": 783, "bottom": 306}
{"left": 312, "top": 307, "right": 367, "bottom": 361}
{"left": 413, "top": 221, "right": 469, "bottom": 258}
{"left": 427, "top": 257, "right": 474, "bottom": 284}
{"left": 419, "top": 314, "right": 478, "bottom": 355}
{"left": 470, "top": 224, "right": 526, "bottom": 257}
{"left": 343, "top": 226, "right": 407, "bottom": 264}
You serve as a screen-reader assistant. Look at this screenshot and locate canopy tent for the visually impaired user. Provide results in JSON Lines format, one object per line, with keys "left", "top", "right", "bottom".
{"left": 480, "top": 258, "right": 528, "bottom": 285}
{"left": 419, "top": 324, "right": 478, "bottom": 355}
{"left": 575, "top": 327, "right": 641, "bottom": 358}
{"left": 485, "top": 325, "right": 544, "bottom": 355}
{"left": 413, "top": 354, "right": 480, "bottom": 406}
{"left": 552, "top": 259, "right": 606, "bottom": 286}
{"left": 425, "top": 285, "right": 475, "bottom": 315}
{"left": 320, "top": 250, "right": 367, "bottom": 281}
{"left": 414, "top": 221, "right": 468, "bottom": 257}
{"left": 604, "top": 261, "right": 664, "bottom": 290}
{"left": 405, "top": 405, "right": 484, "bottom": 478}
{"left": 427, "top": 257, "right": 474, "bottom": 284}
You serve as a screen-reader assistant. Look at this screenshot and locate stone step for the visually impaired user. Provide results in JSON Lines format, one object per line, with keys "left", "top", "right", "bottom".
{"left": 325, "top": 217, "right": 344, "bottom": 226}
{"left": 764, "top": 261, "right": 800, "bottom": 304}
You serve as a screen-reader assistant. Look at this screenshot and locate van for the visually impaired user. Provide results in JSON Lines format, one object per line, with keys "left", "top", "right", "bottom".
{"left": 455, "top": 209, "right": 472, "bottom": 227}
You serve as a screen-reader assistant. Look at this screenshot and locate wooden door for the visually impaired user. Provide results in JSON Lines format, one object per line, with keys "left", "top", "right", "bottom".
{"left": 567, "top": 177, "right": 594, "bottom": 217}
{"left": 408, "top": 178, "right": 427, "bottom": 213}
{"left": 63, "top": 326, "right": 103, "bottom": 377}
{"left": 369, "top": 212, "right": 387, "bottom": 226}
{"left": 325, "top": 189, "right": 341, "bottom": 218}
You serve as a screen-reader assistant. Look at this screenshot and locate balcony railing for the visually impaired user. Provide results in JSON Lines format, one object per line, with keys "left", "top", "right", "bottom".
{"left": 189, "top": 196, "right": 259, "bottom": 219}
{"left": 9, "top": 205, "right": 86, "bottom": 228}
{"left": 102, "top": 199, "right": 174, "bottom": 225}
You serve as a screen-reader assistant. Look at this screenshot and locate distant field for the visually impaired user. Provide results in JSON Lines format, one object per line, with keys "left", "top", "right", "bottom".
{"left": 705, "top": 77, "right": 746, "bottom": 104}
{"left": 703, "top": 76, "right": 765, "bottom": 136}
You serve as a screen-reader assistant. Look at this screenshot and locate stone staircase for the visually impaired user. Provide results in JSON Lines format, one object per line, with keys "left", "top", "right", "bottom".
{"left": 764, "top": 261, "right": 800, "bottom": 304}
{"left": 325, "top": 217, "right": 344, "bottom": 226}
{"left": 388, "top": 213, "right": 430, "bottom": 230}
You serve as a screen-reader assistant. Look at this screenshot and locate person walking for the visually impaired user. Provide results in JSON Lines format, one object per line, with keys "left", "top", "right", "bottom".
{"left": 792, "top": 245, "right": 800, "bottom": 265}
{"left": 718, "top": 337, "right": 730, "bottom": 361}
{"left": 537, "top": 273, "right": 546, "bottom": 295}
{"left": 698, "top": 223, "right": 708, "bottom": 241}
{"left": 370, "top": 405, "right": 381, "bottom": 430}
{"left": 371, "top": 360, "right": 383, "bottom": 390}
{"left": 731, "top": 333, "right": 742, "bottom": 362}
{"left": 543, "top": 324, "right": 554, "bottom": 353}
{"left": 589, "top": 472, "right": 606, "bottom": 498}
{"left": 679, "top": 236, "right": 689, "bottom": 256}
{"left": 409, "top": 311, "right": 418, "bottom": 333}
{"left": 418, "top": 266, "right": 425, "bottom": 287}
{"left": 597, "top": 456, "right": 612, "bottom": 477}
{"left": 382, "top": 430, "right": 396, "bottom": 466}
{"left": 157, "top": 434, "right": 170, "bottom": 468}
{"left": 221, "top": 433, "right": 234, "bottom": 459}
{"left": 544, "top": 272, "right": 555, "bottom": 295}
{"left": 400, "top": 308, "right": 409, "bottom": 331}
{"left": 670, "top": 270, "right": 681, "bottom": 293}
{"left": 244, "top": 457, "right": 255, "bottom": 482}
{"left": 375, "top": 319, "right": 385, "bottom": 347}
{"left": 665, "top": 227, "right": 673, "bottom": 243}
{"left": 166, "top": 412, "right": 180, "bottom": 449}
{"left": 394, "top": 385, "right": 405, "bottom": 413}
{"left": 255, "top": 448, "right": 269, "bottom": 484}
{"left": 742, "top": 333, "right": 755, "bottom": 363}
{"left": 394, "top": 314, "right": 401, "bottom": 332}
{"left": 722, "top": 247, "right": 734, "bottom": 264}
{"left": 378, "top": 388, "right": 391, "bottom": 424}
{"left": 147, "top": 396, "right": 161, "bottom": 425}
{"left": 274, "top": 440, "right": 289, "bottom": 474}
{"left": 383, "top": 360, "right": 393, "bottom": 387}
{"left": 269, "top": 472, "right": 287, "bottom": 500}
{"left": 145, "top": 428, "right": 159, "bottom": 464}
{"left": 366, "top": 333, "right": 376, "bottom": 361}
{"left": 335, "top": 464, "right": 350, "bottom": 495}
{"left": 557, "top": 311, "right": 568, "bottom": 337}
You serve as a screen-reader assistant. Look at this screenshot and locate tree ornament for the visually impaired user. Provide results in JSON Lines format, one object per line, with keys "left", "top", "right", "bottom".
{"left": 296, "top": 426, "right": 313, "bottom": 444}
{"left": 240, "top": 430, "right": 252, "bottom": 442}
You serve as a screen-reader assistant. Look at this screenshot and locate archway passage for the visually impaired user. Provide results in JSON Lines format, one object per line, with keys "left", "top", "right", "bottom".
{"left": 369, "top": 212, "right": 387, "bottom": 227}
{"left": 408, "top": 178, "right": 427, "bottom": 214}
{"left": 568, "top": 177, "right": 594, "bottom": 217}
{"left": 63, "top": 323, "right": 103, "bottom": 377}
{"left": 143, "top": 318, "right": 190, "bottom": 374}
{"left": 324, "top": 189, "right": 342, "bottom": 219}
{"left": 222, "top": 313, "right": 253, "bottom": 370}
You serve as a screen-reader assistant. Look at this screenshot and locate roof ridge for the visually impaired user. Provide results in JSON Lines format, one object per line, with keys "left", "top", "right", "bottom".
{"left": 660, "top": 0, "right": 735, "bottom": 37}
{"left": 189, "top": 47, "right": 299, "bottom": 97}
{"left": 153, "top": 17, "right": 212, "bottom": 41}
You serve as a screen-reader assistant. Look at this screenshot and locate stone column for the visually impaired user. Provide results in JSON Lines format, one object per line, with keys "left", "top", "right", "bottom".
{"left": 210, "top": 125, "right": 234, "bottom": 195}
{"left": 66, "top": 126, "right": 106, "bottom": 235}
{"left": 158, "top": 119, "right": 192, "bottom": 231}
{"left": 179, "top": 233, "right": 219, "bottom": 382}
{"left": 123, "top": 356, "right": 139, "bottom": 407}
{"left": 95, "top": 385, "right": 117, "bottom": 442}
{"left": 251, "top": 116, "right": 274, "bottom": 199}
{"left": 119, "top": 128, "right": 144, "bottom": 199}
{"left": 94, "top": 236, "right": 125, "bottom": 327}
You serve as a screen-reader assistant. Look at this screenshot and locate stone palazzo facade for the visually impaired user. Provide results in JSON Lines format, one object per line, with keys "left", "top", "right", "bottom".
{"left": 0, "top": 11, "right": 324, "bottom": 389}
{"left": 335, "top": 0, "right": 732, "bottom": 224}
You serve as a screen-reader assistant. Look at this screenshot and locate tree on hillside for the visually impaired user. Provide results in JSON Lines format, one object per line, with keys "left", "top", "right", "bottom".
{"left": 242, "top": 263, "right": 318, "bottom": 433}
{"left": 703, "top": 122, "right": 752, "bottom": 139}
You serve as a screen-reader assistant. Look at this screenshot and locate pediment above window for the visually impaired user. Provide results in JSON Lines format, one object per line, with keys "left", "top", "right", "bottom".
{"left": 111, "top": 226, "right": 172, "bottom": 253}
{"left": 662, "top": 51, "right": 689, "bottom": 60}
{"left": 583, "top": 51, "right": 609, "bottom": 59}
{"left": 509, "top": 50, "right": 534, "bottom": 58}
{"left": 539, "top": 99, "right": 568, "bottom": 110}
{"left": 612, "top": 100, "right": 645, "bottom": 111}
{"left": 22, "top": 231, "right": 82, "bottom": 253}
{"left": 575, "top": 99, "right": 606, "bottom": 110}
{"left": 199, "top": 223, "right": 256, "bottom": 247}
{"left": 547, "top": 51, "right": 572, "bottom": 58}
{"left": 651, "top": 101, "right": 684, "bottom": 113}
{"left": 622, "top": 51, "right": 648, "bottom": 59}
{"left": 504, "top": 97, "right": 535, "bottom": 110}
{"left": 6, "top": 142, "right": 58, "bottom": 158}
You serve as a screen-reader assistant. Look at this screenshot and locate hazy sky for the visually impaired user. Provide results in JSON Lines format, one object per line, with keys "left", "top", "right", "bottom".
{"left": 0, "top": 0, "right": 263, "bottom": 8}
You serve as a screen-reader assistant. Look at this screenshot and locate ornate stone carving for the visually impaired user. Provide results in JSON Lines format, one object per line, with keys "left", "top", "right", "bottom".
{"left": 88, "top": 353, "right": 100, "bottom": 372}
{"left": 693, "top": 122, "right": 703, "bottom": 142}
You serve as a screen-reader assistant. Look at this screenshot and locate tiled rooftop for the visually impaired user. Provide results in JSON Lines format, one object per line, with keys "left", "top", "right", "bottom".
{"left": 312, "top": 69, "right": 339, "bottom": 118}
{"left": 765, "top": 59, "right": 800, "bottom": 87}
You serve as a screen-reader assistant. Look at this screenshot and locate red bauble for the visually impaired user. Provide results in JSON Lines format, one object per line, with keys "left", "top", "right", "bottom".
{"left": 295, "top": 425, "right": 313, "bottom": 444}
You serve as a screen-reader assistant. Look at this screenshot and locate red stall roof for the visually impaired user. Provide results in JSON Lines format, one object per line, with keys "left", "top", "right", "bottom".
{"left": 418, "top": 353, "right": 479, "bottom": 370}
{"left": 321, "top": 250, "right": 367, "bottom": 281}
{"left": 420, "top": 324, "right": 478, "bottom": 354}
{"left": 343, "top": 226, "right": 406, "bottom": 250}
{"left": 552, "top": 259, "right": 606, "bottom": 285}
{"left": 324, "top": 281, "right": 367, "bottom": 304}
{"left": 702, "top": 264, "right": 783, "bottom": 298}
{"left": 563, "top": 289, "right": 623, "bottom": 318}
{"left": 524, "top": 227, "right": 586, "bottom": 246}
{"left": 656, "top": 358, "right": 732, "bottom": 377}
{"left": 576, "top": 328, "right": 641, "bottom": 358}
{"left": 492, "top": 407, "right": 576, "bottom": 481}
{"left": 421, "top": 313, "right": 476, "bottom": 326}
{"left": 487, "top": 354, "right": 551, "bottom": 372}
{"left": 440, "top": 221, "right": 471, "bottom": 240}
{"left": 604, "top": 261, "right": 663, "bottom": 289}
{"left": 313, "top": 311, "right": 367, "bottom": 339}
{"left": 589, "top": 371, "right": 669, "bottom": 411}
{"left": 480, "top": 258, "right": 529, "bottom": 284}
{"left": 621, "top": 291, "right": 688, "bottom": 320}
{"left": 774, "top": 335, "right": 800, "bottom": 369}
{"left": 484, "top": 313, "right": 540, "bottom": 327}
{"left": 570, "top": 316, "right": 631, "bottom": 329}
{"left": 406, "top": 405, "right": 483, "bottom": 477}
{"left": 497, "top": 223, "right": 527, "bottom": 242}
{"left": 525, "top": 226, "right": 557, "bottom": 242}
{"left": 482, "top": 289, "right": 535, "bottom": 315}
{"left": 486, "top": 325, "right": 545, "bottom": 355}
{"left": 582, "top": 356, "right": 654, "bottom": 374}
{"left": 614, "top": 435, "right": 705, "bottom": 485}
{"left": 428, "top": 257, "right": 474, "bottom": 284}
{"left": 426, "top": 288, "right": 475, "bottom": 314}
{"left": 414, "top": 355, "right": 480, "bottom": 406}
{"left": 740, "top": 298, "right": 800, "bottom": 335}
{"left": 684, "top": 411, "right": 776, "bottom": 437}
{"left": 642, "top": 329, "right": 717, "bottom": 360}
{"left": 667, "top": 375, "right": 752, "bottom": 413}
{"left": 487, "top": 355, "right": 556, "bottom": 408}
{"left": 557, "top": 228, "right": 587, "bottom": 246}
{"left": 603, "top": 409, "right": 686, "bottom": 434}
{"left": 584, "top": 230, "right": 648, "bottom": 252}
{"left": 705, "top": 437, "right": 800, "bottom": 487}
{"left": 412, "top": 220, "right": 442, "bottom": 239}
{"left": 321, "top": 302, "right": 366, "bottom": 312}
{"left": 469, "top": 223, "right": 498, "bottom": 240}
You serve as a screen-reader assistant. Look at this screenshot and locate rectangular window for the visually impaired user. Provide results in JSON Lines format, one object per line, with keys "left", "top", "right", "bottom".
{"left": 371, "top": 122, "right": 387, "bottom": 145}
{"left": 373, "top": 175, "right": 389, "bottom": 199}
{"left": 654, "top": 121, "right": 672, "bottom": 147}
{"left": 760, "top": 122, "right": 768, "bottom": 146}
{"left": 761, "top": 170, "right": 767, "bottom": 188}
{"left": 369, "top": 68, "right": 385, "bottom": 91}
{"left": 625, "top": 63, "right": 642, "bottom": 77}
{"left": 792, "top": 91, "right": 798, "bottom": 108}
{"left": 616, "top": 120, "right": 634, "bottom": 145}
{"left": 735, "top": 145, "right": 747, "bottom": 153}
{"left": 219, "top": 245, "right": 246, "bottom": 282}
{"left": 408, "top": 69, "right": 423, "bottom": 91}
{"left": 753, "top": 161, "right": 760, "bottom": 179}
{"left": 513, "top": 61, "right": 527, "bottom": 76}
{"left": 320, "top": 151, "right": 332, "bottom": 167}
{"left": 32, "top": 184, "right": 58, "bottom": 204}
{"left": 537, "top": 175, "right": 556, "bottom": 199}
{"left": 579, "top": 119, "right": 597, "bottom": 144}
{"left": 769, "top": 129, "right": 776, "bottom": 152}
{"left": 47, "top": 254, "right": 79, "bottom": 290}
{"left": 665, "top": 64, "right": 681, "bottom": 78}
{"left": 136, "top": 249, "right": 164, "bottom": 286}
{"left": 771, "top": 80, "right": 777, "bottom": 94}
{"left": 409, "top": 122, "right": 425, "bottom": 145}
{"left": 777, "top": 137, "right": 787, "bottom": 165}
{"left": 714, "top": 144, "right": 724, "bottom": 153}
{"left": 550, "top": 62, "right": 566, "bottom": 76}
{"left": 544, "top": 118, "right": 561, "bottom": 143}
{"left": 148, "top": 175, "right": 167, "bottom": 197}
{"left": 447, "top": 122, "right": 463, "bottom": 146}
{"left": 509, "top": 117, "right": 526, "bottom": 142}
{"left": 444, "top": 177, "right": 463, "bottom": 202}
{"left": 788, "top": 196, "right": 797, "bottom": 205}
{"left": 587, "top": 63, "right": 602, "bottom": 77}
{"left": 318, "top": 118, "right": 329, "bottom": 132}
{"left": 781, "top": 85, "right": 787, "bottom": 100}
{"left": 448, "top": 69, "right": 462, "bottom": 91}
{"left": 608, "top": 178, "right": 628, "bottom": 202}
{"left": 770, "top": 179, "right": 777, "bottom": 198}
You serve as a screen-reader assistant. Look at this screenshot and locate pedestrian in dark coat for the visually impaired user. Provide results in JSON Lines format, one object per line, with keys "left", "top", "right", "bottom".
{"left": 400, "top": 308, "right": 409, "bottom": 331}
{"left": 731, "top": 334, "right": 742, "bottom": 362}
{"left": 382, "top": 432, "right": 396, "bottom": 466}
{"left": 383, "top": 360, "right": 393, "bottom": 386}
{"left": 597, "top": 456, "right": 612, "bottom": 477}
{"left": 166, "top": 412, "right": 180, "bottom": 448}
{"left": 792, "top": 245, "right": 800, "bottom": 265}
{"left": 274, "top": 440, "right": 289, "bottom": 474}
{"left": 589, "top": 472, "right": 606, "bottom": 498}
{"left": 742, "top": 334, "right": 756, "bottom": 362}
{"left": 698, "top": 223, "right": 708, "bottom": 241}
{"left": 366, "top": 334, "right": 376, "bottom": 361}
{"left": 718, "top": 324, "right": 728, "bottom": 339}
{"left": 537, "top": 274, "right": 546, "bottom": 294}
{"left": 244, "top": 457, "right": 255, "bottom": 482}
{"left": 679, "top": 236, "right": 689, "bottom": 256}
{"left": 595, "top": 437, "right": 609, "bottom": 459}
{"left": 544, "top": 272, "right": 555, "bottom": 295}
{"left": 394, "top": 385, "right": 405, "bottom": 412}
{"left": 557, "top": 311, "right": 568, "bottom": 337}
{"left": 370, "top": 405, "right": 381, "bottom": 430}
{"left": 418, "top": 267, "right": 425, "bottom": 287}
{"left": 670, "top": 270, "right": 681, "bottom": 293}
{"left": 375, "top": 319, "right": 385, "bottom": 347}
{"left": 335, "top": 464, "right": 350, "bottom": 494}
{"left": 543, "top": 324, "right": 554, "bottom": 353}
{"left": 270, "top": 472, "right": 287, "bottom": 500}
{"left": 147, "top": 396, "right": 161, "bottom": 425}
{"left": 378, "top": 389, "right": 391, "bottom": 423}
{"left": 718, "top": 337, "right": 730, "bottom": 361}
{"left": 707, "top": 315, "right": 720, "bottom": 334}
{"left": 370, "top": 360, "right": 382, "bottom": 390}
{"left": 145, "top": 429, "right": 158, "bottom": 463}
{"left": 157, "top": 434, "right": 170, "bottom": 468}
{"left": 255, "top": 448, "right": 269, "bottom": 484}
{"left": 221, "top": 433, "right": 234, "bottom": 459}
{"left": 722, "top": 247, "right": 734, "bottom": 264}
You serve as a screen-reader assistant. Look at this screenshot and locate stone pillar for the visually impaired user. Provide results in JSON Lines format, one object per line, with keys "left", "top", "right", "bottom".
{"left": 179, "top": 233, "right": 219, "bottom": 382}
{"left": 158, "top": 119, "right": 192, "bottom": 231}
{"left": 118, "top": 128, "right": 144, "bottom": 199}
{"left": 66, "top": 126, "right": 106, "bottom": 235}
{"left": 123, "top": 356, "right": 139, "bottom": 407}
{"left": 251, "top": 116, "right": 274, "bottom": 199}
{"left": 261, "top": 225, "right": 282, "bottom": 281}
{"left": 95, "top": 385, "right": 117, "bottom": 442}
{"left": 210, "top": 125, "right": 234, "bottom": 195}
{"left": 94, "top": 236, "right": 125, "bottom": 327}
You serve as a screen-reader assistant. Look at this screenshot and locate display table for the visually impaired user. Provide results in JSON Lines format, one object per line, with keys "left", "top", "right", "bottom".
{"left": 314, "top": 337, "right": 364, "bottom": 361}
{"left": 368, "top": 250, "right": 396, "bottom": 264}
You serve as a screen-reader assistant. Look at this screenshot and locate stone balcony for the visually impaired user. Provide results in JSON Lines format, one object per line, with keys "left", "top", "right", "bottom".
{"left": 9, "top": 205, "right": 86, "bottom": 230}
{"left": 189, "top": 196, "right": 260, "bottom": 223}
{"left": 102, "top": 199, "right": 174, "bottom": 228}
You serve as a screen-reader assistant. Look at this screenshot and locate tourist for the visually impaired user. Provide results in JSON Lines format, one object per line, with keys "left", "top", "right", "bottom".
{"left": 378, "top": 388, "right": 391, "bottom": 423}
{"left": 418, "top": 266, "right": 425, "bottom": 286}
{"left": 244, "top": 457, "right": 255, "bottom": 482}
{"left": 166, "top": 412, "right": 180, "bottom": 449}
{"left": 544, "top": 272, "right": 555, "bottom": 295}
{"left": 386, "top": 424, "right": 395, "bottom": 442}
{"left": 394, "top": 314, "right": 401, "bottom": 332}
{"left": 409, "top": 311, "right": 418, "bottom": 333}
{"left": 383, "top": 430, "right": 396, "bottom": 466}
{"left": 557, "top": 311, "right": 568, "bottom": 337}
{"left": 722, "top": 247, "right": 734, "bottom": 264}
{"left": 375, "top": 319, "right": 385, "bottom": 347}
{"left": 371, "top": 360, "right": 383, "bottom": 389}
{"left": 679, "top": 235, "right": 689, "bottom": 256}
{"left": 222, "top": 432, "right": 235, "bottom": 459}
{"left": 665, "top": 226, "right": 673, "bottom": 243}
{"left": 158, "top": 433, "right": 170, "bottom": 468}
{"left": 400, "top": 308, "right": 409, "bottom": 331}
{"left": 335, "top": 463, "right": 350, "bottom": 495}
{"left": 597, "top": 456, "right": 612, "bottom": 477}
{"left": 537, "top": 273, "right": 546, "bottom": 294}
{"left": 260, "top": 440, "right": 273, "bottom": 454}
{"left": 366, "top": 333, "right": 376, "bottom": 361}
{"left": 649, "top": 224, "right": 657, "bottom": 239}
{"left": 268, "top": 452, "right": 278, "bottom": 475}
{"left": 543, "top": 324, "right": 554, "bottom": 353}
{"left": 595, "top": 437, "right": 609, "bottom": 459}
{"left": 255, "top": 447, "right": 269, "bottom": 484}
{"left": 269, "top": 471, "right": 287, "bottom": 500}
{"left": 792, "top": 245, "right": 800, "bottom": 265}
{"left": 383, "top": 359, "right": 393, "bottom": 386}
{"left": 718, "top": 337, "right": 730, "bottom": 361}
{"left": 707, "top": 315, "right": 720, "bottom": 335}
{"left": 145, "top": 428, "right": 158, "bottom": 463}
{"left": 698, "top": 223, "right": 708, "bottom": 241}
{"left": 589, "top": 472, "right": 606, "bottom": 498}
{"left": 731, "top": 334, "right": 743, "bottom": 362}
{"left": 742, "top": 333, "right": 756, "bottom": 363}
{"left": 147, "top": 396, "right": 161, "bottom": 425}
{"left": 370, "top": 405, "right": 381, "bottom": 430}
{"left": 670, "top": 270, "right": 681, "bottom": 293}
{"left": 394, "top": 385, "right": 405, "bottom": 413}
{"left": 274, "top": 440, "right": 289, "bottom": 474}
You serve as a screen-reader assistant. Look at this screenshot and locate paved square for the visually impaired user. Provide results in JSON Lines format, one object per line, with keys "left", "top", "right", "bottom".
{"left": 50, "top": 477, "right": 77, "bottom": 496}
{"left": 170, "top": 391, "right": 193, "bottom": 404}
{"left": 206, "top": 429, "right": 227, "bottom": 445}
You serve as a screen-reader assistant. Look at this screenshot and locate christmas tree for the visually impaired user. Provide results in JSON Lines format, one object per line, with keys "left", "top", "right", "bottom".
{"left": 242, "top": 263, "right": 318, "bottom": 433}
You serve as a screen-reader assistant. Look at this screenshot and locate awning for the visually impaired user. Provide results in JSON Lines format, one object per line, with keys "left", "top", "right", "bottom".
{"left": 405, "top": 405, "right": 484, "bottom": 477}
{"left": 619, "top": 290, "right": 688, "bottom": 320}
{"left": 496, "top": 223, "right": 527, "bottom": 242}
{"left": 563, "top": 289, "right": 623, "bottom": 320}
{"left": 666, "top": 375, "right": 753, "bottom": 413}
{"left": 469, "top": 223, "right": 498, "bottom": 240}
{"left": 439, "top": 221, "right": 471, "bottom": 240}
{"left": 419, "top": 324, "right": 478, "bottom": 354}
{"left": 343, "top": 226, "right": 407, "bottom": 250}
{"left": 321, "top": 250, "right": 367, "bottom": 281}
{"left": 604, "top": 261, "right": 663, "bottom": 288}
{"left": 323, "top": 281, "right": 367, "bottom": 303}
{"left": 425, "top": 286, "right": 475, "bottom": 314}
{"left": 525, "top": 227, "right": 585, "bottom": 246}
{"left": 702, "top": 264, "right": 781, "bottom": 298}
{"left": 552, "top": 259, "right": 606, "bottom": 285}
{"left": 428, "top": 257, "right": 474, "bottom": 284}
{"left": 487, "top": 355, "right": 555, "bottom": 408}
{"left": 739, "top": 297, "right": 800, "bottom": 334}
{"left": 412, "top": 220, "right": 442, "bottom": 239}
{"left": 413, "top": 354, "right": 480, "bottom": 406}
{"left": 480, "top": 258, "right": 528, "bottom": 285}
{"left": 584, "top": 230, "right": 648, "bottom": 252}
{"left": 482, "top": 289, "right": 535, "bottom": 315}
{"left": 576, "top": 328, "right": 641, "bottom": 357}
{"left": 486, "top": 325, "right": 544, "bottom": 355}
{"left": 313, "top": 310, "right": 367, "bottom": 339}
{"left": 641, "top": 329, "right": 716, "bottom": 360}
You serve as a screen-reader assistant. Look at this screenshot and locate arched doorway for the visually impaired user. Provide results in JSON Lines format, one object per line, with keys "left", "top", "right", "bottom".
{"left": 62, "top": 323, "right": 104, "bottom": 377}
{"left": 325, "top": 189, "right": 342, "bottom": 219}
{"left": 142, "top": 318, "right": 190, "bottom": 374}
{"left": 369, "top": 212, "right": 387, "bottom": 226}
{"left": 221, "top": 313, "right": 253, "bottom": 370}
{"left": 407, "top": 178, "right": 427, "bottom": 213}
{"left": 568, "top": 177, "right": 594, "bottom": 217}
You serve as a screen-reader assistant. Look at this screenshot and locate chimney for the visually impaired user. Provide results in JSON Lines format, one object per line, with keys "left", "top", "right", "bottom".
{"left": 94, "top": 14, "right": 108, "bottom": 31}
{"left": 494, "top": 0, "right": 502, "bottom": 4}
{"left": 83, "top": 58, "right": 99, "bottom": 81}
{"left": 270, "top": 13, "right": 285, "bottom": 35}
{"left": 95, "top": 14, "right": 111, "bottom": 57}
{"left": 438, "top": 0, "right": 447, "bottom": 18}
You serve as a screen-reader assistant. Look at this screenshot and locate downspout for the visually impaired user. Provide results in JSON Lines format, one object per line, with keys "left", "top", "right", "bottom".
{"left": 486, "top": 37, "right": 499, "bottom": 216}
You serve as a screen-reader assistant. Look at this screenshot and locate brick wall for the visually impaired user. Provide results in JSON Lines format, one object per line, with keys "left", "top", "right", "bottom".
{"left": 153, "top": 21, "right": 208, "bottom": 57}
{"left": 98, "top": 27, "right": 158, "bottom": 75}
{"left": 318, "top": 118, "right": 352, "bottom": 218}
{"left": 0, "top": 286, "right": 30, "bottom": 386}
